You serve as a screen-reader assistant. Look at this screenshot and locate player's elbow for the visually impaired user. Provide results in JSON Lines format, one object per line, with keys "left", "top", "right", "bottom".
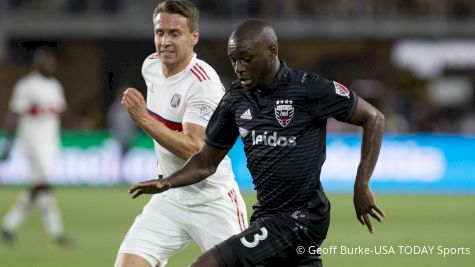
{"left": 363, "top": 109, "right": 385, "bottom": 132}
{"left": 181, "top": 138, "right": 205, "bottom": 160}
{"left": 181, "top": 147, "right": 202, "bottom": 161}
{"left": 195, "top": 158, "right": 218, "bottom": 180}
{"left": 373, "top": 110, "right": 385, "bottom": 131}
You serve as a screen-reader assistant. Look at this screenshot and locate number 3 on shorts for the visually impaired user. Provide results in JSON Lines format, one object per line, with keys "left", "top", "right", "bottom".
{"left": 240, "top": 227, "right": 268, "bottom": 248}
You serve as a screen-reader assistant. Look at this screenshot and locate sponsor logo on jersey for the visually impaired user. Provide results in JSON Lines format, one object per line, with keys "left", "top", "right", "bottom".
{"left": 333, "top": 81, "right": 350, "bottom": 98}
{"left": 240, "top": 109, "right": 253, "bottom": 120}
{"left": 199, "top": 104, "right": 214, "bottom": 121}
{"left": 275, "top": 99, "right": 294, "bottom": 127}
{"left": 239, "top": 127, "right": 249, "bottom": 138}
{"left": 170, "top": 93, "right": 182, "bottom": 108}
{"left": 251, "top": 130, "right": 297, "bottom": 147}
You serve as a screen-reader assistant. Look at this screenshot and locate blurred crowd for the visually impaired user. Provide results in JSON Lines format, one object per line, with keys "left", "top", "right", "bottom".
{"left": 6, "top": 0, "right": 475, "bottom": 20}
{"left": 2, "top": 0, "right": 475, "bottom": 135}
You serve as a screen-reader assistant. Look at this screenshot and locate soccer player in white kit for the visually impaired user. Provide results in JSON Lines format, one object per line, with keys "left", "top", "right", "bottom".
{"left": 114, "top": 1, "right": 248, "bottom": 267}
{"left": 1, "top": 48, "right": 69, "bottom": 245}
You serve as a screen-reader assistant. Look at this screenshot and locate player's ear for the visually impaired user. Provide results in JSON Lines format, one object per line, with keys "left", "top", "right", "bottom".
{"left": 192, "top": 30, "right": 199, "bottom": 46}
{"left": 268, "top": 43, "right": 278, "bottom": 57}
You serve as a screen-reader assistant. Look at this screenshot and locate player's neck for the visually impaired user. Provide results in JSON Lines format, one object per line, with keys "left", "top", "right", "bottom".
{"left": 162, "top": 53, "right": 194, "bottom": 78}
{"left": 36, "top": 69, "right": 54, "bottom": 78}
{"left": 263, "top": 58, "right": 281, "bottom": 87}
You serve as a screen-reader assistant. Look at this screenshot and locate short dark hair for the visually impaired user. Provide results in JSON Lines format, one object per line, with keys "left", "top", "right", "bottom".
{"left": 153, "top": 0, "right": 199, "bottom": 32}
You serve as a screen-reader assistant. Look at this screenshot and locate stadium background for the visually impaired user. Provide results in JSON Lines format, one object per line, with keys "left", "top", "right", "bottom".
{"left": 0, "top": 0, "right": 474, "bottom": 266}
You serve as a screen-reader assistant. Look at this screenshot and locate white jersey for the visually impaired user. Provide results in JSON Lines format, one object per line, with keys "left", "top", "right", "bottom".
{"left": 142, "top": 53, "right": 237, "bottom": 205}
{"left": 9, "top": 71, "right": 66, "bottom": 157}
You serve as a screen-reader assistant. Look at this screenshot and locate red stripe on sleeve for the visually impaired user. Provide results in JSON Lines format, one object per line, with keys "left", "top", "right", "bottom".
{"left": 196, "top": 64, "right": 211, "bottom": 80}
{"left": 190, "top": 67, "right": 204, "bottom": 81}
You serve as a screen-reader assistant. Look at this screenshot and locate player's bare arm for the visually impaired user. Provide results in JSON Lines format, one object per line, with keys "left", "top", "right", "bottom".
{"left": 348, "top": 96, "right": 385, "bottom": 233}
{"left": 121, "top": 87, "right": 204, "bottom": 160}
{"left": 129, "top": 143, "right": 228, "bottom": 199}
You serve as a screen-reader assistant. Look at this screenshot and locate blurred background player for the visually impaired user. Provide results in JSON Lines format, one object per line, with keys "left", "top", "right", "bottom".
{"left": 114, "top": 1, "right": 247, "bottom": 267}
{"left": 107, "top": 84, "right": 138, "bottom": 155}
{"left": 0, "top": 48, "right": 70, "bottom": 246}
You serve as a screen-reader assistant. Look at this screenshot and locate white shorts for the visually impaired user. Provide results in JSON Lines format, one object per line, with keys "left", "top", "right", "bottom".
{"left": 117, "top": 186, "right": 248, "bottom": 267}
{"left": 22, "top": 141, "right": 58, "bottom": 185}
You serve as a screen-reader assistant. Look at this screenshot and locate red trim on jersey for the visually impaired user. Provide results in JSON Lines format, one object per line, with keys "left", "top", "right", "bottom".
{"left": 28, "top": 106, "right": 39, "bottom": 116}
{"left": 44, "top": 107, "right": 61, "bottom": 114}
{"left": 190, "top": 64, "right": 211, "bottom": 82}
{"left": 148, "top": 53, "right": 159, "bottom": 59}
{"left": 190, "top": 66, "right": 204, "bottom": 81}
{"left": 147, "top": 109, "right": 183, "bottom": 132}
{"left": 196, "top": 64, "right": 211, "bottom": 80}
{"left": 27, "top": 106, "right": 60, "bottom": 116}
{"left": 228, "top": 188, "right": 246, "bottom": 231}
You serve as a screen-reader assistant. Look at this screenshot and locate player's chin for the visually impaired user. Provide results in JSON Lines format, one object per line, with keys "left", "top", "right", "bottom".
{"left": 240, "top": 79, "right": 254, "bottom": 88}
{"left": 159, "top": 55, "right": 176, "bottom": 64}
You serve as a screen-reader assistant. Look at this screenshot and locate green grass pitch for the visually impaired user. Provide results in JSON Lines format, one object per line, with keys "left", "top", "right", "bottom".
{"left": 1, "top": 186, "right": 474, "bottom": 267}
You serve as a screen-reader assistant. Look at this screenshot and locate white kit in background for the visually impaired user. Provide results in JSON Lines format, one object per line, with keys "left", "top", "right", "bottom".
{"left": 9, "top": 71, "right": 66, "bottom": 182}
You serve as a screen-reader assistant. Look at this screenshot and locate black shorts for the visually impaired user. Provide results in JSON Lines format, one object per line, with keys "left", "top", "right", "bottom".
{"left": 211, "top": 207, "right": 330, "bottom": 267}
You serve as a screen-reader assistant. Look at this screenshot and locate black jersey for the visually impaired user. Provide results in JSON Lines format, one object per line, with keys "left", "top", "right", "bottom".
{"left": 205, "top": 62, "right": 357, "bottom": 215}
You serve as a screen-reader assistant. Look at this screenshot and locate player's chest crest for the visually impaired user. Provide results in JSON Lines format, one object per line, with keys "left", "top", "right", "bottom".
{"left": 274, "top": 99, "right": 294, "bottom": 127}
{"left": 170, "top": 93, "right": 182, "bottom": 108}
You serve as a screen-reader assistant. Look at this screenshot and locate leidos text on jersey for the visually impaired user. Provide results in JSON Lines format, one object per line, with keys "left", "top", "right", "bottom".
{"left": 251, "top": 130, "right": 297, "bottom": 147}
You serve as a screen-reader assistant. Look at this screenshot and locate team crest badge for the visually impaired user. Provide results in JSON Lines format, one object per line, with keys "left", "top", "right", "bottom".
{"left": 275, "top": 99, "right": 294, "bottom": 127}
{"left": 333, "top": 81, "right": 350, "bottom": 98}
{"left": 170, "top": 93, "right": 182, "bottom": 108}
{"left": 199, "top": 104, "right": 214, "bottom": 121}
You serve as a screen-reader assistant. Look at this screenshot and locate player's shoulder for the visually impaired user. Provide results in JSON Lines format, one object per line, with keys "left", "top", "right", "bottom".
{"left": 279, "top": 64, "right": 336, "bottom": 99}
{"left": 229, "top": 80, "right": 242, "bottom": 92}
{"left": 282, "top": 67, "right": 316, "bottom": 88}
{"left": 221, "top": 80, "right": 246, "bottom": 100}
{"left": 146, "top": 52, "right": 160, "bottom": 61}
{"left": 142, "top": 52, "right": 160, "bottom": 67}
{"left": 142, "top": 52, "right": 162, "bottom": 79}
{"left": 306, "top": 73, "right": 353, "bottom": 101}
{"left": 15, "top": 72, "right": 53, "bottom": 89}
{"left": 188, "top": 57, "right": 220, "bottom": 83}
{"left": 15, "top": 74, "right": 31, "bottom": 87}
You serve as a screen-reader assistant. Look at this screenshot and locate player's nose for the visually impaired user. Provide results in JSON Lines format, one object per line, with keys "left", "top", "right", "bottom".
{"left": 235, "top": 60, "right": 247, "bottom": 73}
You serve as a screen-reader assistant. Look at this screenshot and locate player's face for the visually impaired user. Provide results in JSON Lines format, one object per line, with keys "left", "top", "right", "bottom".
{"left": 35, "top": 53, "right": 58, "bottom": 77}
{"left": 154, "top": 12, "right": 198, "bottom": 73}
{"left": 228, "top": 37, "right": 274, "bottom": 89}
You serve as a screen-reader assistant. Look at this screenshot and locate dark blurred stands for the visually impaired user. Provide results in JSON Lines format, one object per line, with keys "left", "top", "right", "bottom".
{"left": 1, "top": 0, "right": 475, "bottom": 133}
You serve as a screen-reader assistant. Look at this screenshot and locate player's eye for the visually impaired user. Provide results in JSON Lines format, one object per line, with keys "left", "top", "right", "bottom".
{"left": 170, "top": 31, "right": 181, "bottom": 37}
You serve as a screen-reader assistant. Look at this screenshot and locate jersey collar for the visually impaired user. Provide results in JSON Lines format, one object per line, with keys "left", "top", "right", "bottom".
{"left": 253, "top": 60, "right": 289, "bottom": 95}
{"left": 161, "top": 53, "right": 198, "bottom": 82}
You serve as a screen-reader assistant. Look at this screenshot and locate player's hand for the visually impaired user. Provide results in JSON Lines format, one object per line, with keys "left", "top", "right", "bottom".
{"left": 121, "top": 87, "right": 148, "bottom": 124}
{"left": 353, "top": 183, "right": 384, "bottom": 233}
{"left": 128, "top": 179, "right": 171, "bottom": 199}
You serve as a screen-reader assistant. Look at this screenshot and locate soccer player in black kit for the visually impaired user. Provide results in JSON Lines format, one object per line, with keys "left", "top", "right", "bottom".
{"left": 129, "top": 19, "right": 385, "bottom": 267}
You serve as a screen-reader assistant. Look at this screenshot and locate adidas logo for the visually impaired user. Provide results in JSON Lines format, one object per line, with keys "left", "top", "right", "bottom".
{"left": 240, "top": 109, "right": 252, "bottom": 120}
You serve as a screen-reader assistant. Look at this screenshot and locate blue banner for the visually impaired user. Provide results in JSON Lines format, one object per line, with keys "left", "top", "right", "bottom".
{"left": 1, "top": 133, "right": 475, "bottom": 193}
{"left": 228, "top": 134, "right": 475, "bottom": 193}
